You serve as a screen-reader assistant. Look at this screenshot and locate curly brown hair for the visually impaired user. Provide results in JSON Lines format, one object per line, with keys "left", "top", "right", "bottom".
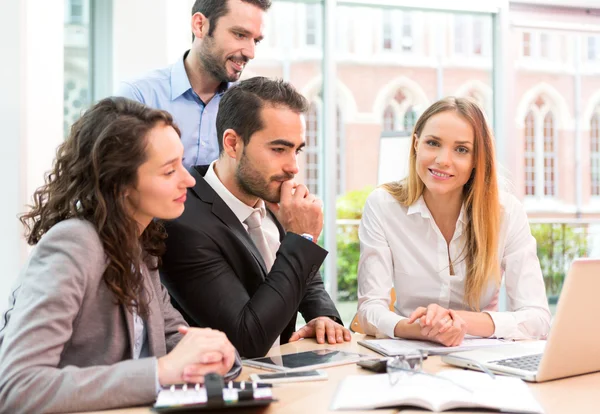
{"left": 20, "top": 97, "right": 181, "bottom": 317}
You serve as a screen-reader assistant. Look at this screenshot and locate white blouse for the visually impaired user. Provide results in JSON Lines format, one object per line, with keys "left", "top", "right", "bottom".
{"left": 357, "top": 188, "right": 551, "bottom": 340}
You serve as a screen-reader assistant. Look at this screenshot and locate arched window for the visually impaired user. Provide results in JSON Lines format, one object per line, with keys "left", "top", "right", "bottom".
{"left": 522, "top": 95, "right": 559, "bottom": 198}
{"left": 543, "top": 113, "right": 556, "bottom": 196}
{"left": 403, "top": 106, "right": 417, "bottom": 133}
{"left": 592, "top": 113, "right": 600, "bottom": 196}
{"left": 303, "top": 101, "right": 345, "bottom": 196}
{"left": 383, "top": 105, "right": 395, "bottom": 132}
{"left": 524, "top": 111, "right": 536, "bottom": 196}
{"left": 381, "top": 90, "right": 417, "bottom": 135}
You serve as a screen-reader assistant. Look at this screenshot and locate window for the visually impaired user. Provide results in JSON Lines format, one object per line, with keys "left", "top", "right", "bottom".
{"left": 306, "top": 103, "right": 320, "bottom": 194}
{"left": 335, "top": 7, "right": 351, "bottom": 54}
{"left": 336, "top": 107, "right": 345, "bottom": 194}
{"left": 521, "top": 31, "right": 556, "bottom": 60}
{"left": 524, "top": 112, "right": 536, "bottom": 196}
{"left": 540, "top": 33, "right": 550, "bottom": 59}
{"left": 472, "top": 18, "right": 483, "bottom": 55}
{"left": 587, "top": 36, "right": 600, "bottom": 61}
{"left": 543, "top": 113, "right": 556, "bottom": 196}
{"left": 67, "top": 0, "right": 84, "bottom": 24}
{"left": 454, "top": 15, "right": 467, "bottom": 55}
{"left": 381, "top": 90, "right": 417, "bottom": 135}
{"left": 306, "top": 4, "right": 320, "bottom": 46}
{"left": 304, "top": 102, "right": 345, "bottom": 196}
{"left": 401, "top": 13, "right": 413, "bottom": 52}
{"left": 382, "top": 12, "right": 393, "bottom": 50}
{"left": 403, "top": 107, "right": 417, "bottom": 133}
{"left": 592, "top": 113, "right": 600, "bottom": 196}
{"left": 383, "top": 105, "right": 395, "bottom": 132}
{"left": 64, "top": 0, "right": 90, "bottom": 136}
{"left": 454, "top": 15, "right": 490, "bottom": 57}
{"left": 380, "top": 10, "right": 414, "bottom": 53}
{"left": 523, "top": 97, "right": 558, "bottom": 198}
{"left": 523, "top": 32, "right": 532, "bottom": 57}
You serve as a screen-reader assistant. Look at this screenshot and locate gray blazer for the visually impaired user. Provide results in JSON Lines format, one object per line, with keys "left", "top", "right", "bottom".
{"left": 0, "top": 219, "right": 238, "bottom": 413}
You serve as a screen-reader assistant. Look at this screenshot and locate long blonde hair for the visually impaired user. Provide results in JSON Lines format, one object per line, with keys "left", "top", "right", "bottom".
{"left": 383, "top": 97, "right": 501, "bottom": 310}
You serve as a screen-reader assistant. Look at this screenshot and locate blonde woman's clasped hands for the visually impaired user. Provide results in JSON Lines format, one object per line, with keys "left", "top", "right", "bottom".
{"left": 408, "top": 304, "right": 468, "bottom": 347}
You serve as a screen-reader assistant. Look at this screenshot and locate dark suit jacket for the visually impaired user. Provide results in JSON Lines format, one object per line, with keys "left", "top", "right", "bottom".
{"left": 160, "top": 165, "right": 342, "bottom": 358}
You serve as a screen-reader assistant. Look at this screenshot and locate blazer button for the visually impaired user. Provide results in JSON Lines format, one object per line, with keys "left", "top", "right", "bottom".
{"left": 311, "top": 265, "right": 318, "bottom": 272}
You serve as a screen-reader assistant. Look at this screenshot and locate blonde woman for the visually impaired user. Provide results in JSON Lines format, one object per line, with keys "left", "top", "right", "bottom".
{"left": 357, "top": 97, "right": 551, "bottom": 346}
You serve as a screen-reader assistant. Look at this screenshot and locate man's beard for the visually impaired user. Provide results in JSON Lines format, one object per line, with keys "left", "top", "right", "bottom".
{"left": 198, "top": 35, "right": 247, "bottom": 83}
{"left": 235, "top": 151, "right": 294, "bottom": 203}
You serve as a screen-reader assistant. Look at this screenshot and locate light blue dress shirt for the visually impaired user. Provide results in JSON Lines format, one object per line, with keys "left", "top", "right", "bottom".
{"left": 117, "top": 51, "right": 231, "bottom": 168}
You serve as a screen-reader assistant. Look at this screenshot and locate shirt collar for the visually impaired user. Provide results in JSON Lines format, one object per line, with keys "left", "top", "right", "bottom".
{"left": 170, "top": 51, "right": 193, "bottom": 101}
{"left": 170, "top": 50, "right": 233, "bottom": 101}
{"left": 407, "top": 195, "right": 468, "bottom": 225}
{"left": 407, "top": 196, "right": 431, "bottom": 219}
{"left": 216, "top": 81, "right": 232, "bottom": 95}
{"left": 203, "top": 161, "right": 266, "bottom": 224}
{"left": 457, "top": 204, "right": 467, "bottom": 225}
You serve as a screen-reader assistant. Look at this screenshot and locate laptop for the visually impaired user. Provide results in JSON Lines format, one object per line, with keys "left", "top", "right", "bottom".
{"left": 442, "top": 258, "right": 600, "bottom": 382}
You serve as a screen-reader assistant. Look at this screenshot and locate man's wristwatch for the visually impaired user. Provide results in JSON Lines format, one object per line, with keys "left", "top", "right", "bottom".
{"left": 300, "top": 233, "right": 315, "bottom": 243}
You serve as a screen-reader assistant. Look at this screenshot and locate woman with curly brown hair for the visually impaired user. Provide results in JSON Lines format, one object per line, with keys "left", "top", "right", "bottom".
{"left": 0, "top": 97, "right": 240, "bottom": 413}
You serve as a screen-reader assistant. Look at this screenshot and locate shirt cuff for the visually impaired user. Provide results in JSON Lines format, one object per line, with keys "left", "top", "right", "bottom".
{"left": 224, "top": 351, "right": 243, "bottom": 382}
{"left": 484, "top": 311, "right": 515, "bottom": 338}
{"left": 154, "top": 357, "right": 162, "bottom": 395}
{"left": 378, "top": 311, "right": 406, "bottom": 339}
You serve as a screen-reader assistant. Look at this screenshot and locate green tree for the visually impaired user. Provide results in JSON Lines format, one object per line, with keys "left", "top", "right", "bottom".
{"left": 530, "top": 223, "right": 588, "bottom": 299}
{"left": 336, "top": 186, "right": 374, "bottom": 301}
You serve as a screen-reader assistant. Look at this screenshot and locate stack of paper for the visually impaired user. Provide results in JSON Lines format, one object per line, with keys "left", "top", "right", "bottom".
{"left": 358, "top": 337, "right": 512, "bottom": 356}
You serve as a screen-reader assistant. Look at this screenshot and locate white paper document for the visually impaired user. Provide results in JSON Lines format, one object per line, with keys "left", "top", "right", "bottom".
{"left": 358, "top": 337, "right": 511, "bottom": 356}
{"left": 330, "top": 370, "right": 544, "bottom": 413}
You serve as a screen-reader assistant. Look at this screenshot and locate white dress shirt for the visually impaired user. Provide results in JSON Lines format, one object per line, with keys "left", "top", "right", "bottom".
{"left": 204, "top": 161, "right": 281, "bottom": 254}
{"left": 203, "top": 161, "right": 282, "bottom": 347}
{"left": 357, "top": 188, "right": 551, "bottom": 340}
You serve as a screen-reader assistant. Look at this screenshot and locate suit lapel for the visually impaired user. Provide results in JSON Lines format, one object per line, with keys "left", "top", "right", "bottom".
{"left": 190, "top": 166, "right": 268, "bottom": 278}
{"left": 123, "top": 306, "right": 136, "bottom": 359}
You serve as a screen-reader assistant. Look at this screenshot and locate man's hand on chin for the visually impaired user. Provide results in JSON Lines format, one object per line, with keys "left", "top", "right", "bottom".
{"left": 288, "top": 317, "right": 352, "bottom": 344}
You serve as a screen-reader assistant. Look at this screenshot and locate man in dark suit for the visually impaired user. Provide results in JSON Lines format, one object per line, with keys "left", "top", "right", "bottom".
{"left": 160, "top": 77, "right": 351, "bottom": 358}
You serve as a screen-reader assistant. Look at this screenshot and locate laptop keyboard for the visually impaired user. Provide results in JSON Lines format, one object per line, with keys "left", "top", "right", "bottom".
{"left": 491, "top": 353, "right": 543, "bottom": 372}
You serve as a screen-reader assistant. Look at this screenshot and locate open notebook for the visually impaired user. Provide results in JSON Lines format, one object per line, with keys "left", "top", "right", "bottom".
{"left": 330, "top": 370, "right": 543, "bottom": 413}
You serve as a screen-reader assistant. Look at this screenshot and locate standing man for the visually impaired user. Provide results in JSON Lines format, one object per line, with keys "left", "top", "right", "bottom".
{"left": 117, "top": 0, "right": 271, "bottom": 168}
{"left": 160, "top": 77, "right": 351, "bottom": 358}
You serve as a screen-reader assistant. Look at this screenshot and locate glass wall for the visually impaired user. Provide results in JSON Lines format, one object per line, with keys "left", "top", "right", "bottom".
{"left": 333, "top": 4, "right": 495, "bottom": 322}
{"left": 251, "top": 1, "right": 325, "bottom": 196}
{"left": 64, "top": 0, "right": 91, "bottom": 136}
{"left": 57, "top": 0, "right": 600, "bottom": 324}
{"left": 253, "top": 1, "right": 498, "bottom": 323}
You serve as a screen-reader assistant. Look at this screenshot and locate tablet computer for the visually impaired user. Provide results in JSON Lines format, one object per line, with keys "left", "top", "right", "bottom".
{"left": 243, "top": 349, "right": 368, "bottom": 372}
